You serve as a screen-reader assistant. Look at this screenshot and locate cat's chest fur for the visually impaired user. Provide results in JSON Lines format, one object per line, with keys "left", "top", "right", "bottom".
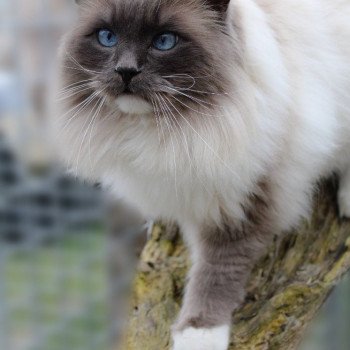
{"left": 96, "top": 114, "right": 258, "bottom": 225}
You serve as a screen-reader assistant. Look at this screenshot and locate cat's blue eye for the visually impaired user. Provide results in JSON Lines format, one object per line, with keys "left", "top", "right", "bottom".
{"left": 152, "top": 32, "right": 178, "bottom": 51}
{"left": 97, "top": 29, "right": 118, "bottom": 47}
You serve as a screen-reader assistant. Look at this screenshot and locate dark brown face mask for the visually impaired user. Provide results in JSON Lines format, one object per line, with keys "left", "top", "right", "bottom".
{"left": 61, "top": 0, "right": 233, "bottom": 115}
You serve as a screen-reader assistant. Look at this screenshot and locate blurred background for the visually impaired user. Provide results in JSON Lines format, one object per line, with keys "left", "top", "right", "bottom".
{"left": 0, "top": 1, "right": 349, "bottom": 350}
{"left": 0, "top": 1, "right": 145, "bottom": 349}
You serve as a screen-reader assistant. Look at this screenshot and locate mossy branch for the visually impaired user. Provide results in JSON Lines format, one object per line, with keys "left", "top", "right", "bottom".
{"left": 121, "top": 180, "right": 350, "bottom": 349}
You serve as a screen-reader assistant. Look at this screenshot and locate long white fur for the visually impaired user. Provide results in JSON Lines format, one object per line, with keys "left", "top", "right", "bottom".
{"left": 52, "top": 2, "right": 350, "bottom": 348}
{"left": 53, "top": 0, "right": 350, "bottom": 229}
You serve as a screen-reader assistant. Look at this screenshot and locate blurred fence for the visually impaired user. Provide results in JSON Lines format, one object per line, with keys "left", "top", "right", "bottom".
{"left": 0, "top": 0, "right": 147, "bottom": 348}
{"left": 0, "top": 1, "right": 113, "bottom": 349}
{"left": 0, "top": 136, "right": 103, "bottom": 242}
{"left": 0, "top": 97, "right": 110, "bottom": 349}
{"left": 0, "top": 130, "right": 142, "bottom": 350}
{"left": 0, "top": 223, "right": 109, "bottom": 350}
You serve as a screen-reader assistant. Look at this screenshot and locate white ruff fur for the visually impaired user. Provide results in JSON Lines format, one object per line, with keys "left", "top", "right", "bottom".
{"left": 172, "top": 325, "right": 230, "bottom": 350}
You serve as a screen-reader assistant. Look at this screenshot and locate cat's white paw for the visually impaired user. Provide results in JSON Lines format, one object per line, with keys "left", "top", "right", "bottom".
{"left": 172, "top": 325, "right": 230, "bottom": 350}
{"left": 338, "top": 188, "right": 350, "bottom": 218}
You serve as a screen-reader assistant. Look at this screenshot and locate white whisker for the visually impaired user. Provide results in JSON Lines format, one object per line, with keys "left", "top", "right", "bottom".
{"left": 164, "top": 95, "right": 239, "bottom": 181}
{"left": 177, "top": 87, "right": 229, "bottom": 97}
{"left": 74, "top": 95, "right": 104, "bottom": 176}
{"left": 158, "top": 93, "right": 194, "bottom": 179}
{"left": 161, "top": 94, "right": 218, "bottom": 199}
{"left": 155, "top": 93, "right": 178, "bottom": 197}
{"left": 88, "top": 96, "right": 106, "bottom": 171}
{"left": 162, "top": 74, "right": 196, "bottom": 89}
{"left": 57, "top": 85, "right": 94, "bottom": 101}
{"left": 58, "top": 79, "right": 95, "bottom": 93}
{"left": 167, "top": 93, "right": 224, "bottom": 118}
{"left": 149, "top": 97, "right": 162, "bottom": 146}
{"left": 152, "top": 95, "right": 170, "bottom": 184}
{"left": 64, "top": 51, "right": 102, "bottom": 75}
{"left": 162, "top": 72, "right": 216, "bottom": 80}
{"left": 60, "top": 90, "right": 102, "bottom": 134}
{"left": 164, "top": 86, "right": 223, "bottom": 108}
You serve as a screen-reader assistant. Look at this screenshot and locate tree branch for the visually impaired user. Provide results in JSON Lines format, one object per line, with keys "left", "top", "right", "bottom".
{"left": 121, "top": 179, "right": 350, "bottom": 349}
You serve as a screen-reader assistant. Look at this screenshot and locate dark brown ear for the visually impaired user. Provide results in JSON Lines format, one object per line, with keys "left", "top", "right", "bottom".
{"left": 206, "top": 0, "right": 231, "bottom": 13}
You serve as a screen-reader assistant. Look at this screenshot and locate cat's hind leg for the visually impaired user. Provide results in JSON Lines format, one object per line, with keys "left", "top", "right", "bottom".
{"left": 338, "top": 166, "right": 350, "bottom": 218}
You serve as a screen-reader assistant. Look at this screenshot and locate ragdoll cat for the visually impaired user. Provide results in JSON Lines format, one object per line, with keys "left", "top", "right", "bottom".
{"left": 52, "top": 0, "right": 350, "bottom": 349}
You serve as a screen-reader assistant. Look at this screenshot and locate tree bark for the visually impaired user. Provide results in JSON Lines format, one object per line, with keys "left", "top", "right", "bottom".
{"left": 121, "top": 179, "right": 350, "bottom": 350}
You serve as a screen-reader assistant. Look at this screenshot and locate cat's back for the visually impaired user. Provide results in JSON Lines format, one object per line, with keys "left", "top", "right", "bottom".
{"left": 322, "top": 0, "right": 350, "bottom": 59}
{"left": 251, "top": 0, "right": 350, "bottom": 168}
{"left": 254, "top": 0, "right": 350, "bottom": 104}
{"left": 255, "top": 0, "right": 350, "bottom": 60}
{"left": 245, "top": 0, "right": 350, "bottom": 172}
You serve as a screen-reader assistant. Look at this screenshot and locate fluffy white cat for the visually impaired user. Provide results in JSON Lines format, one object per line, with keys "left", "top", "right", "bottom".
{"left": 52, "top": 1, "right": 350, "bottom": 348}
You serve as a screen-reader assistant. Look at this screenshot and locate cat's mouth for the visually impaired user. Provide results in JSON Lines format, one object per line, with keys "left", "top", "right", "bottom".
{"left": 115, "top": 93, "right": 153, "bottom": 115}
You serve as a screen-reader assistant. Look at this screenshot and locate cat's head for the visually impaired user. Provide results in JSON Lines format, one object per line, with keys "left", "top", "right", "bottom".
{"left": 59, "top": 0, "right": 236, "bottom": 116}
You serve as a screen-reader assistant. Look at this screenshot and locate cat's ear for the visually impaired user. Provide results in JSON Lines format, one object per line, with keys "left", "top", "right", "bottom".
{"left": 206, "top": 0, "right": 231, "bottom": 14}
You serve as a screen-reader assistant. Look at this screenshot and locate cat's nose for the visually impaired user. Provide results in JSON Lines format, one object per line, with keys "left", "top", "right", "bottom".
{"left": 115, "top": 67, "right": 141, "bottom": 85}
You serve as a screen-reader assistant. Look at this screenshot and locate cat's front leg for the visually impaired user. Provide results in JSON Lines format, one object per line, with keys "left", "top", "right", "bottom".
{"left": 172, "top": 212, "right": 274, "bottom": 350}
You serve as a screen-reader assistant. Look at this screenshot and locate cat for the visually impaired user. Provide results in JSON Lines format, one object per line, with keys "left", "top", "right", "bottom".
{"left": 51, "top": 0, "right": 350, "bottom": 349}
